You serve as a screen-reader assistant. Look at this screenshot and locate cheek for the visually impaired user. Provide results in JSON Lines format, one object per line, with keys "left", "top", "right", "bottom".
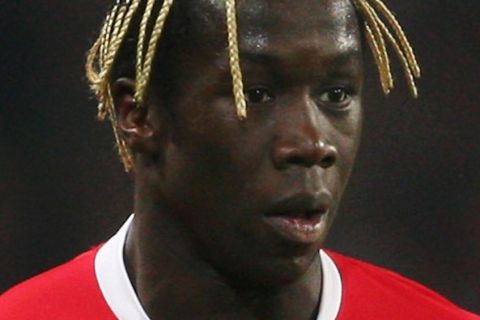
{"left": 329, "top": 107, "right": 363, "bottom": 184}
{"left": 160, "top": 130, "right": 262, "bottom": 212}
{"left": 179, "top": 99, "right": 274, "bottom": 176}
{"left": 333, "top": 103, "right": 363, "bottom": 157}
{"left": 334, "top": 132, "right": 359, "bottom": 188}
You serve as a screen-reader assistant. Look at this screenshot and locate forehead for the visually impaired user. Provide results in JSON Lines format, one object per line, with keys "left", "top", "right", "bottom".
{"left": 188, "top": 0, "right": 361, "bottom": 55}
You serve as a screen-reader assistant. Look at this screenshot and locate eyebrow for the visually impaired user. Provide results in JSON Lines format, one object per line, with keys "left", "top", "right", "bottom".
{"left": 239, "top": 48, "right": 362, "bottom": 68}
{"left": 235, "top": 48, "right": 362, "bottom": 82}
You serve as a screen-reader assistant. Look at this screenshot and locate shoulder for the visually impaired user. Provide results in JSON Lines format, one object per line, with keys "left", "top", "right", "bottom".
{"left": 0, "top": 246, "right": 116, "bottom": 320}
{"left": 326, "top": 250, "right": 480, "bottom": 320}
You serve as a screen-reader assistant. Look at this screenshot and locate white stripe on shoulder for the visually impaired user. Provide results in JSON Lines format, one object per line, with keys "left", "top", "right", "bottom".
{"left": 95, "top": 215, "right": 151, "bottom": 320}
{"left": 317, "top": 250, "right": 343, "bottom": 320}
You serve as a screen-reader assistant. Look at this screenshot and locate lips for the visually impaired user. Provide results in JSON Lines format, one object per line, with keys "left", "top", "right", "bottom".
{"left": 263, "top": 192, "right": 332, "bottom": 244}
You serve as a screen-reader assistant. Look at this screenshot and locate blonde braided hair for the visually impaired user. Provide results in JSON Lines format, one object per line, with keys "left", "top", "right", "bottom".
{"left": 226, "top": 0, "right": 247, "bottom": 120}
{"left": 86, "top": 0, "right": 421, "bottom": 171}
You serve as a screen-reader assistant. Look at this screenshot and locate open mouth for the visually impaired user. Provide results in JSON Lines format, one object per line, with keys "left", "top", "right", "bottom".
{"left": 277, "top": 209, "right": 326, "bottom": 225}
{"left": 263, "top": 193, "right": 331, "bottom": 244}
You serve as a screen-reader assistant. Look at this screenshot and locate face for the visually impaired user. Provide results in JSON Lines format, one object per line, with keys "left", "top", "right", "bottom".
{"left": 141, "top": 0, "right": 363, "bottom": 286}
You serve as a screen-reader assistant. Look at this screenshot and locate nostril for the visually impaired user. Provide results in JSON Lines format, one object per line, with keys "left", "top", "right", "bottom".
{"left": 320, "top": 155, "right": 336, "bottom": 168}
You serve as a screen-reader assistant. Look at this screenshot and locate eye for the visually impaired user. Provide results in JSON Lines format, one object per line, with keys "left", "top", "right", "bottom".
{"left": 318, "top": 87, "right": 353, "bottom": 110}
{"left": 245, "top": 87, "right": 275, "bottom": 104}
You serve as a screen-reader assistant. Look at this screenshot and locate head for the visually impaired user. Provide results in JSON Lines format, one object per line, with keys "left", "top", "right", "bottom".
{"left": 86, "top": 0, "right": 419, "bottom": 286}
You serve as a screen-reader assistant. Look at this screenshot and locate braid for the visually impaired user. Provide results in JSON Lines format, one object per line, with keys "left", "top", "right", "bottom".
{"left": 353, "top": 0, "right": 393, "bottom": 94}
{"left": 374, "top": 13, "right": 418, "bottom": 97}
{"left": 226, "top": 0, "right": 247, "bottom": 120}
{"left": 364, "top": 24, "right": 388, "bottom": 91}
{"left": 136, "top": 0, "right": 156, "bottom": 86}
{"left": 86, "top": 0, "right": 421, "bottom": 171}
{"left": 136, "top": 0, "right": 175, "bottom": 105}
{"left": 100, "top": 10, "right": 115, "bottom": 69}
{"left": 352, "top": 0, "right": 421, "bottom": 97}
{"left": 369, "top": 0, "right": 420, "bottom": 78}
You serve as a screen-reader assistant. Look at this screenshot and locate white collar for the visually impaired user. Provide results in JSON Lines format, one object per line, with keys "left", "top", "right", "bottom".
{"left": 95, "top": 215, "right": 342, "bottom": 320}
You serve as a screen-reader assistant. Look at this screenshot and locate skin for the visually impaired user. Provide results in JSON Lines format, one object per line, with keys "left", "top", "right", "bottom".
{"left": 115, "top": 0, "right": 363, "bottom": 319}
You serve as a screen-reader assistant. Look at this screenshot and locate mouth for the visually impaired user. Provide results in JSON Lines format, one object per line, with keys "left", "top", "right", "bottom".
{"left": 263, "top": 192, "right": 332, "bottom": 244}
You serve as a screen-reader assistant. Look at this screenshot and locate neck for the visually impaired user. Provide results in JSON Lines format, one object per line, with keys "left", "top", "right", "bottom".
{"left": 124, "top": 206, "right": 322, "bottom": 320}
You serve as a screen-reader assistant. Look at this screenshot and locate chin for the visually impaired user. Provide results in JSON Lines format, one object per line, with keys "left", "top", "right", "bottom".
{"left": 271, "top": 254, "right": 319, "bottom": 285}
{"left": 218, "top": 242, "right": 322, "bottom": 289}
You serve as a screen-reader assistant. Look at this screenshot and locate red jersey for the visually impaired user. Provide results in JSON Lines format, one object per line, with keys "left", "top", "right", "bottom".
{"left": 1, "top": 216, "right": 478, "bottom": 319}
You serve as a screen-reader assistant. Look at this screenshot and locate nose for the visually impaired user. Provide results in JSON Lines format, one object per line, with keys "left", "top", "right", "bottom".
{"left": 271, "top": 93, "right": 338, "bottom": 169}
{"left": 272, "top": 138, "right": 338, "bottom": 169}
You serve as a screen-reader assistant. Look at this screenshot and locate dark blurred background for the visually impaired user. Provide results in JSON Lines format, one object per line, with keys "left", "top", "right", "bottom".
{"left": 1, "top": 0, "right": 479, "bottom": 314}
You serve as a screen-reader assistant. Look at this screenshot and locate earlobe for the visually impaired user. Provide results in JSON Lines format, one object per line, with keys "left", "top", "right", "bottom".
{"left": 112, "top": 78, "right": 157, "bottom": 154}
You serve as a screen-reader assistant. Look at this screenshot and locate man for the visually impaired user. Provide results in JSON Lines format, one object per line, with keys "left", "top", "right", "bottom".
{"left": 0, "top": 0, "right": 478, "bottom": 319}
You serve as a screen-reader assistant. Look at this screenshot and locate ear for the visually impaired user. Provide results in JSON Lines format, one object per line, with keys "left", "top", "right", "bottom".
{"left": 112, "top": 78, "right": 160, "bottom": 155}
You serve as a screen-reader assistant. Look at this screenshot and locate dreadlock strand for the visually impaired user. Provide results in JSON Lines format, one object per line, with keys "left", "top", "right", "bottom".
{"left": 100, "top": 6, "right": 119, "bottom": 68}
{"left": 86, "top": 5, "right": 119, "bottom": 93}
{"left": 136, "top": 0, "right": 156, "bottom": 84}
{"left": 99, "top": 1, "right": 141, "bottom": 120}
{"left": 364, "top": 23, "right": 391, "bottom": 95}
{"left": 226, "top": 0, "right": 247, "bottom": 119}
{"left": 95, "top": 4, "right": 128, "bottom": 119}
{"left": 97, "top": 20, "right": 108, "bottom": 72}
{"left": 136, "top": 0, "right": 175, "bottom": 105}
{"left": 368, "top": 0, "right": 421, "bottom": 78}
{"left": 86, "top": 36, "right": 102, "bottom": 87}
{"left": 91, "top": 6, "right": 119, "bottom": 119}
{"left": 101, "top": 0, "right": 140, "bottom": 79}
{"left": 360, "top": 0, "right": 420, "bottom": 97}
{"left": 352, "top": 0, "right": 393, "bottom": 92}
{"left": 103, "top": 5, "right": 127, "bottom": 72}
{"left": 85, "top": 34, "right": 110, "bottom": 120}
{"left": 361, "top": 0, "right": 394, "bottom": 91}
{"left": 376, "top": 18, "right": 418, "bottom": 97}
